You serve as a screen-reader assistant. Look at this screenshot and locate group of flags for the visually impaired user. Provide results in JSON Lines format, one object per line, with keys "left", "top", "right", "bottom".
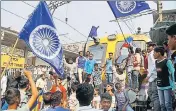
{"left": 18, "top": 1, "right": 151, "bottom": 77}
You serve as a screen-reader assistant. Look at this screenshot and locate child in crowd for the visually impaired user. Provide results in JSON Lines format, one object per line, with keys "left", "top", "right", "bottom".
{"left": 84, "top": 74, "right": 92, "bottom": 84}
{"left": 114, "top": 83, "right": 134, "bottom": 111}
{"left": 68, "top": 82, "right": 79, "bottom": 111}
{"left": 92, "top": 63, "right": 103, "bottom": 95}
{"left": 92, "top": 88, "right": 101, "bottom": 109}
{"left": 46, "top": 91, "right": 69, "bottom": 111}
{"left": 105, "top": 83, "right": 116, "bottom": 109}
{"left": 41, "top": 92, "right": 52, "bottom": 111}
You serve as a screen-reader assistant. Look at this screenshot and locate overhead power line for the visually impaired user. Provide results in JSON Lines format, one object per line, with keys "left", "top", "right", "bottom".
{"left": 1, "top": 8, "right": 27, "bottom": 20}
{"left": 22, "top": 1, "right": 87, "bottom": 39}
{"left": 1, "top": 7, "right": 79, "bottom": 43}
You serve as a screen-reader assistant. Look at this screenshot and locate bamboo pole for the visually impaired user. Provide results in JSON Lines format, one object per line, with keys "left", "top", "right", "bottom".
{"left": 1, "top": 38, "right": 19, "bottom": 78}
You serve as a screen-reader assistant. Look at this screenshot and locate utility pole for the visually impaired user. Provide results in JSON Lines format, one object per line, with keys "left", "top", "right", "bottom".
{"left": 157, "top": 0, "right": 163, "bottom": 22}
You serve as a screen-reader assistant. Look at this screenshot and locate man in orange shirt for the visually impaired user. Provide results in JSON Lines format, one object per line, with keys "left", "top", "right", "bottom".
{"left": 50, "top": 76, "right": 67, "bottom": 108}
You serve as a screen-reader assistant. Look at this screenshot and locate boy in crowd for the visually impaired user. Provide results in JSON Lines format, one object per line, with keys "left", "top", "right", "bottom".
{"left": 92, "top": 88, "right": 101, "bottom": 109}
{"left": 41, "top": 92, "right": 52, "bottom": 111}
{"left": 68, "top": 82, "right": 79, "bottom": 111}
{"left": 92, "top": 63, "right": 103, "bottom": 94}
{"left": 47, "top": 91, "right": 69, "bottom": 111}
{"left": 76, "top": 83, "right": 101, "bottom": 111}
{"left": 100, "top": 93, "right": 113, "bottom": 111}
{"left": 153, "top": 46, "right": 175, "bottom": 111}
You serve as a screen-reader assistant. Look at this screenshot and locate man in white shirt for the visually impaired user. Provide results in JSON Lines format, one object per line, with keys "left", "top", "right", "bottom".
{"left": 145, "top": 42, "right": 161, "bottom": 111}
{"left": 64, "top": 57, "right": 77, "bottom": 82}
{"left": 42, "top": 66, "right": 47, "bottom": 72}
{"left": 76, "top": 83, "right": 102, "bottom": 111}
{"left": 36, "top": 74, "right": 47, "bottom": 91}
{"left": 37, "top": 66, "right": 43, "bottom": 75}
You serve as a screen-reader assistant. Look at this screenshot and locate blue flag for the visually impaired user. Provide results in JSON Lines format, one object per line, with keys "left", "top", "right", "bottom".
{"left": 107, "top": 1, "right": 150, "bottom": 18}
{"left": 88, "top": 26, "right": 99, "bottom": 39}
{"left": 19, "top": 1, "right": 64, "bottom": 76}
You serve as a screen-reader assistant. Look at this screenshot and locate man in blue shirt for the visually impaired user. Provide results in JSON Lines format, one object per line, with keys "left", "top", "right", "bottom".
{"left": 84, "top": 53, "right": 96, "bottom": 81}
{"left": 105, "top": 52, "right": 114, "bottom": 83}
{"left": 76, "top": 51, "right": 86, "bottom": 83}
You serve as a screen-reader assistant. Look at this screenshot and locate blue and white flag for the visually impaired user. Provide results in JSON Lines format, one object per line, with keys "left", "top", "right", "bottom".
{"left": 88, "top": 26, "right": 99, "bottom": 39}
{"left": 19, "top": 1, "right": 64, "bottom": 76}
{"left": 107, "top": 1, "right": 150, "bottom": 18}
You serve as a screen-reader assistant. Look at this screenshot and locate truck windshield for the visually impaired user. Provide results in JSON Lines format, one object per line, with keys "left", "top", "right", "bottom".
{"left": 88, "top": 44, "right": 107, "bottom": 64}
{"left": 115, "top": 41, "right": 146, "bottom": 63}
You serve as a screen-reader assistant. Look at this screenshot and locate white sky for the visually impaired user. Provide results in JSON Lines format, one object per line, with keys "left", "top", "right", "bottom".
{"left": 1, "top": 1, "right": 176, "bottom": 44}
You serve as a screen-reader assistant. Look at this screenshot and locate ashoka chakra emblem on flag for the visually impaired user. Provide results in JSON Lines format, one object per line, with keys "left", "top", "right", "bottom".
{"left": 116, "top": 1, "right": 136, "bottom": 14}
{"left": 29, "top": 25, "right": 61, "bottom": 59}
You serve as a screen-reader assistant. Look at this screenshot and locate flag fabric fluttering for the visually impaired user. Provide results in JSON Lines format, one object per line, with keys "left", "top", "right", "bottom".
{"left": 88, "top": 26, "right": 99, "bottom": 39}
{"left": 107, "top": 1, "right": 150, "bottom": 18}
{"left": 126, "top": 36, "right": 133, "bottom": 44}
{"left": 19, "top": 1, "right": 64, "bottom": 76}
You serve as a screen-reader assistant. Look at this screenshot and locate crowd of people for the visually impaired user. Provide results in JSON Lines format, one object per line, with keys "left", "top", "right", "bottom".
{"left": 1, "top": 24, "right": 176, "bottom": 111}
